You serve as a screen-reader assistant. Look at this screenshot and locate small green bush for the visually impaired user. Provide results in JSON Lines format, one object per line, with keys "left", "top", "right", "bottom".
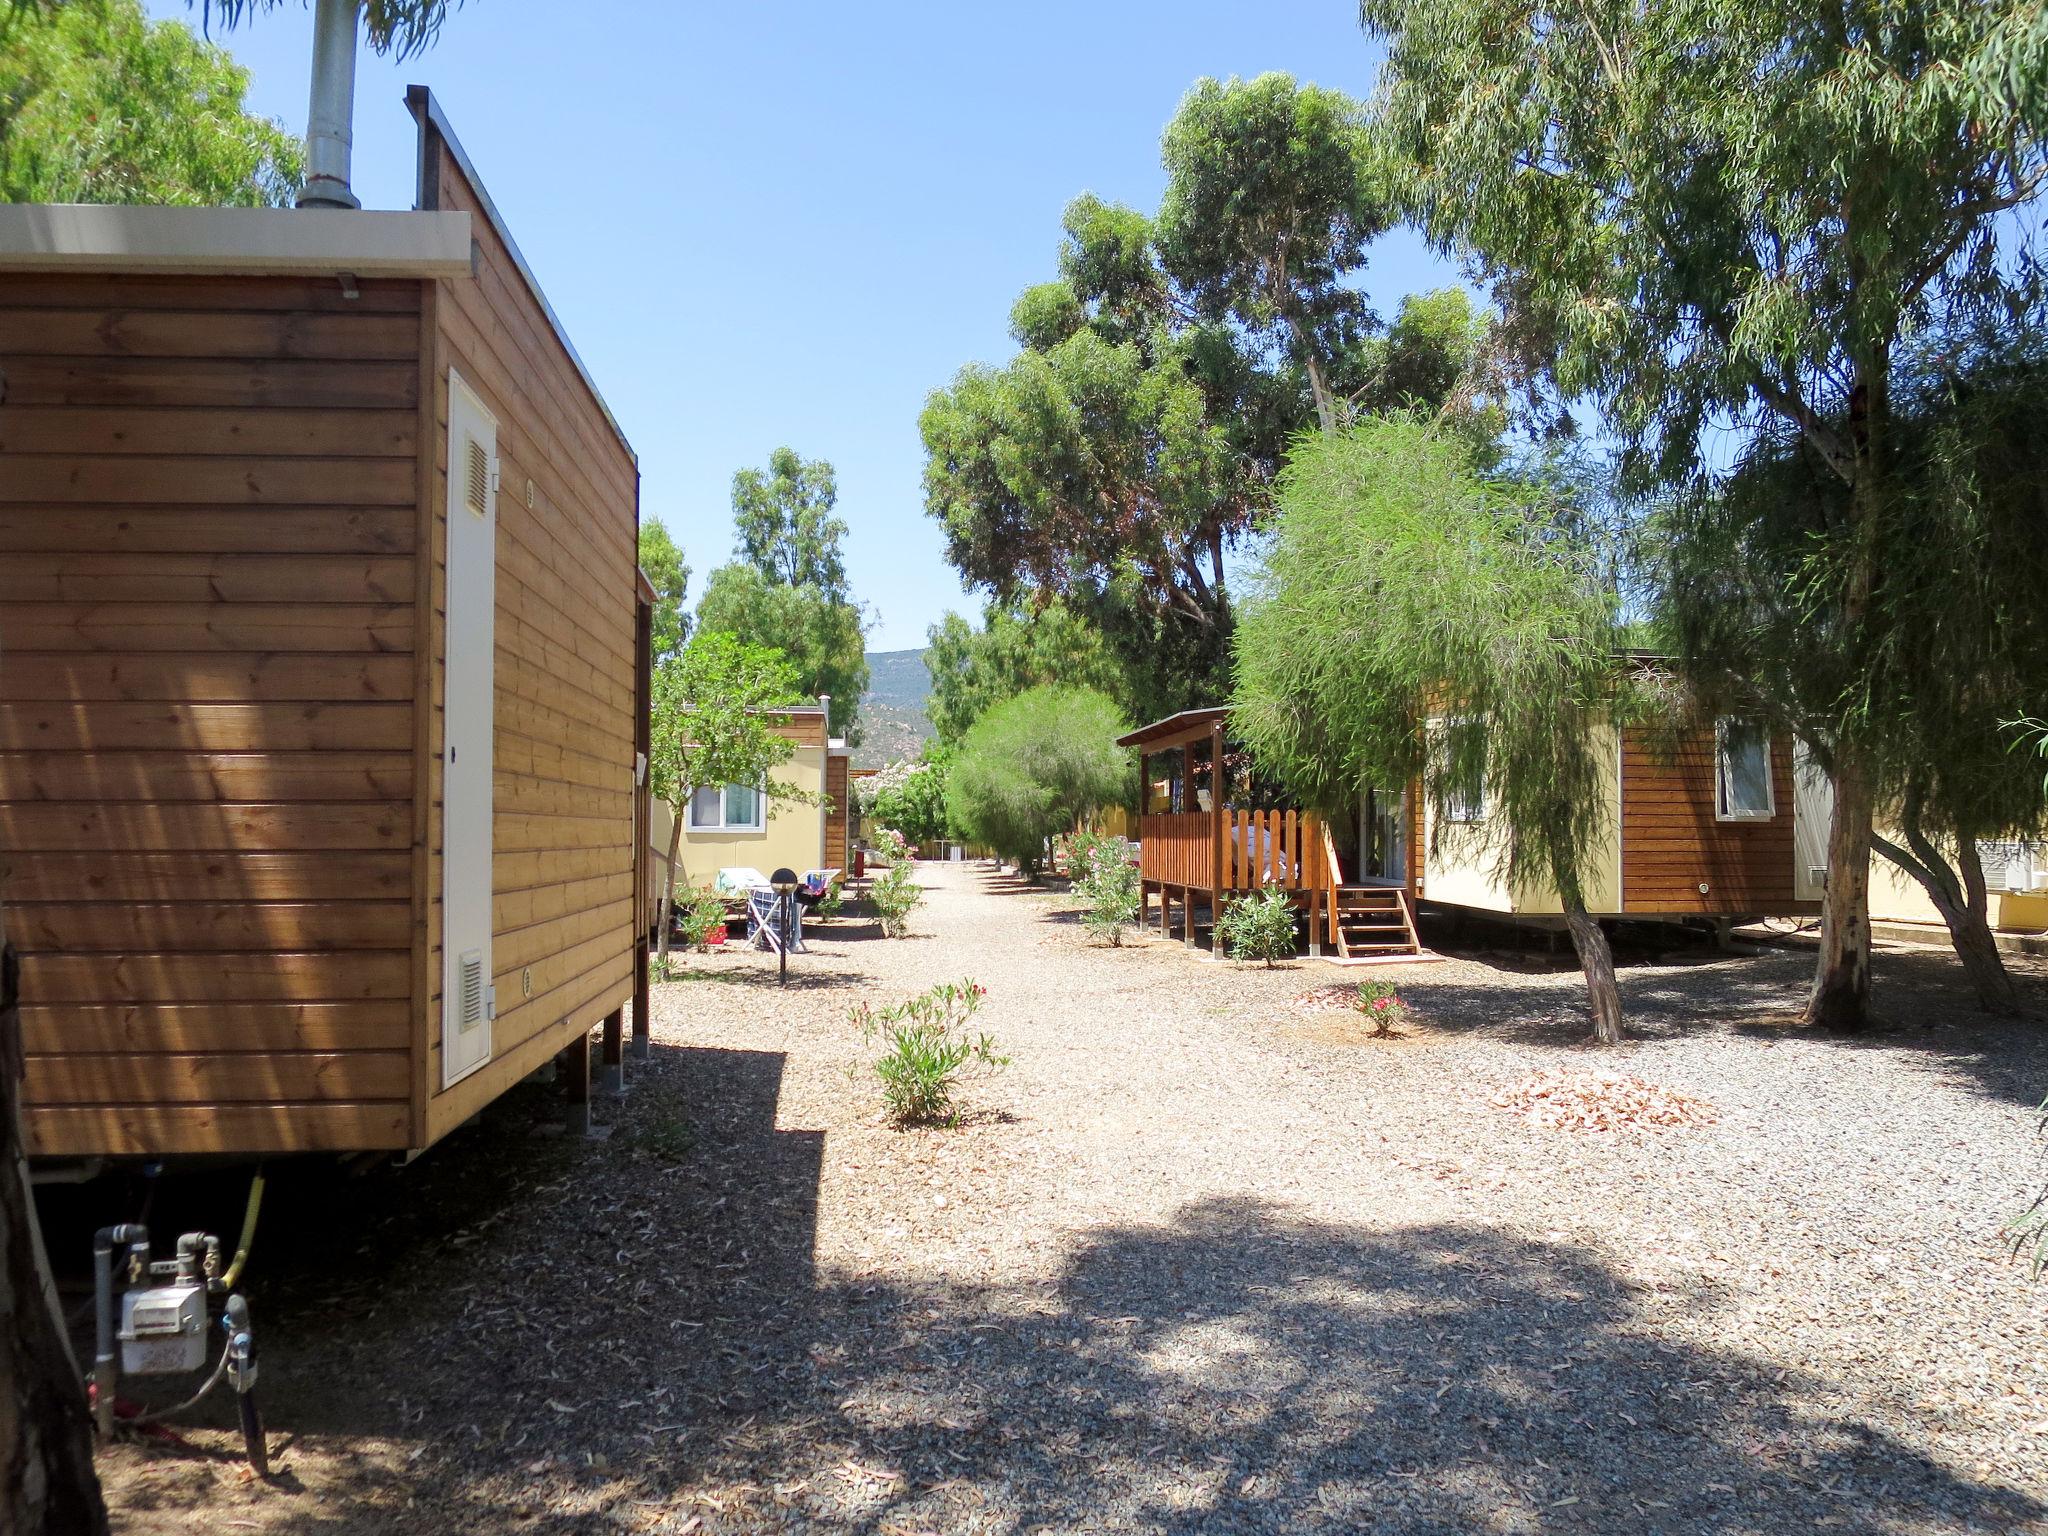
{"left": 870, "top": 858, "right": 923, "bottom": 938}
{"left": 676, "top": 886, "right": 727, "bottom": 952}
{"left": 634, "top": 1110, "right": 696, "bottom": 1163}
{"left": 1216, "top": 883, "right": 1298, "bottom": 967}
{"left": 814, "top": 880, "right": 845, "bottom": 920}
{"left": 1077, "top": 835, "right": 1140, "bottom": 946}
{"left": 850, "top": 978, "right": 1006, "bottom": 1126}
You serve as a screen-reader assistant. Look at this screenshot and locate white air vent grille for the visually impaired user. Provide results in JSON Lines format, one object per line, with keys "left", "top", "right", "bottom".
{"left": 457, "top": 949, "right": 484, "bottom": 1029}
{"left": 465, "top": 437, "right": 489, "bottom": 517}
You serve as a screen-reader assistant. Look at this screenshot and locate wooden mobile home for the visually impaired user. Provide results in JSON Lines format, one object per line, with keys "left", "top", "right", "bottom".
{"left": 1119, "top": 706, "right": 1818, "bottom": 962}
{"left": 0, "top": 89, "right": 648, "bottom": 1159}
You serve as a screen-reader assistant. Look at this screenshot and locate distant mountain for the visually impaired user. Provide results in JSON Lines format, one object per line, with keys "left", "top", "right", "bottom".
{"left": 857, "top": 648, "right": 933, "bottom": 767}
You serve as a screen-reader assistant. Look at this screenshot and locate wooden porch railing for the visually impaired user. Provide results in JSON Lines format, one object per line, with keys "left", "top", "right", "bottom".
{"left": 1138, "top": 809, "right": 1334, "bottom": 895}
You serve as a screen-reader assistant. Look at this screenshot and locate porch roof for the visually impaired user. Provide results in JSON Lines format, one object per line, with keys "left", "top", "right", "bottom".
{"left": 1116, "top": 707, "right": 1227, "bottom": 754}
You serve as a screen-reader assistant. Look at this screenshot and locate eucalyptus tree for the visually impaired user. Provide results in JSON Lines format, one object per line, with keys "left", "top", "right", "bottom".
{"left": 1663, "top": 332, "right": 2048, "bottom": 1014}
{"left": 1155, "top": 72, "right": 1386, "bottom": 434}
{"left": 923, "top": 149, "right": 1489, "bottom": 716}
{"left": 1361, "top": 0, "right": 2048, "bottom": 1031}
{"left": 924, "top": 600, "right": 1125, "bottom": 745}
{"left": 1234, "top": 417, "right": 1630, "bottom": 1042}
{"left": 730, "top": 447, "right": 850, "bottom": 599}
{"left": 698, "top": 448, "right": 868, "bottom": 741}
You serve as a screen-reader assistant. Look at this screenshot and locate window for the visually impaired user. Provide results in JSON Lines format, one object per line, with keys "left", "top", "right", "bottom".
{"left": 1715, "top": 718, "right": 1775, "bottom": 820}
{"left": 688, "top": 781, "right": 765, "bottom": 832}
{"left": 1439, "top": 719, "right": 1486, "bottom": 822}
{"left": 1445, "top": 774, "right": 1486, "bottom": 823}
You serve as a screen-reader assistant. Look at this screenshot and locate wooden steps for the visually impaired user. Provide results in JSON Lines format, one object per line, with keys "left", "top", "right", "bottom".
{"left": 1331, "top": 885, "right": 1423, "bottom": 960}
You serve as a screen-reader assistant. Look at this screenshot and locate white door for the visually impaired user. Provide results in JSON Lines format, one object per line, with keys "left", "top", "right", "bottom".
{"left": 1793, "top": 740, "right": 1832, "bottom": 903}
{"left": 442, "top": 371, "right": 497, "bottom": 1087}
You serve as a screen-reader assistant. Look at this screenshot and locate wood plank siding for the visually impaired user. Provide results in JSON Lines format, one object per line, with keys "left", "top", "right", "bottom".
{"left": 418, "top": 133, "right": 641, "bottom": 1143}
{"left": 825, "top": 753, "right": 849, "bottom": 869}
{"left": 1619, "top": 725, "right": 1811, "bottom": 916}
{"left": 0, "top": 272, "right": 423, "bottom": 1156}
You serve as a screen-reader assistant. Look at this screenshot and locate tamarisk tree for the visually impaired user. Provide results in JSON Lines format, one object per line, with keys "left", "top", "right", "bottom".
{"left": 1361, "top": 0, "right": 2047, "bottom": 1031}
{"left": 1234, "top": 417, "right": 1630, "bottom": 1041}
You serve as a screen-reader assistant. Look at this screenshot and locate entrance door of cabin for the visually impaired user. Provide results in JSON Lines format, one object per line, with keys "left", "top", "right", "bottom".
{"left": 442, "top": 372, "right": 498, "bottom": 1087}
{"left": 1361, "top": 787, "right": 1408, "bottom": 883}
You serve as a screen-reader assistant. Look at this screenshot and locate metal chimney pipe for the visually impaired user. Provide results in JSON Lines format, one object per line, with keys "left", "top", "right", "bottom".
{"left": 296, "top": 0, "right": 362, "bottom": 209}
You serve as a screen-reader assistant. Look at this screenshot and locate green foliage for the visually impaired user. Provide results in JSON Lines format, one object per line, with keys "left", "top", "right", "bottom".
{"left": 945, "top": 686, "right": 1132, "bottom": 876}
{"left": 1353, "top": 979, "right": 1412, "bottom": 1037}
{"left": 813, "top": 880, "right": 845, "bottom": 921}
{"left": 1216, "top": 884, "right": 1299, "bottom": 967}
{"left": 1235, "top": 418, "right": 1618, "bottom": 886}
{"left": 0, "top": 0, "right": 301, "bottom": 204}
{"left": 674, "top": 887, "right": 726, "bottom": 952}
{"left": 868, "top": 857, "right": 922, "bottom": 939}
{"left": 921, "top": 74, "right": 1495, "bottom": 718}
{"left": 696, "top": 563, "right": 868, "bottom": 742}
{"left": 2010, "top": 1096, "right": 2048, "bottom": 1280}
{"left": 638, "top": 518, "right": 692, "bottom": 668}
{"left": 850, "top": 979, "right": 1005, "bottom": 1127}
{"left": 1232, "top": 417, "right": 1627, "bottom": 1034}
{"left": 1363, "top": 0, "right": 2046, "bottom": 488}
{"left": 1663, "top": 334, "right": 2048, "bottom": 840}
{"left": 1074, "top": 833, "right": 1140, "bottom": 946}
{"left": 924, "top": 600, "right": 1125, "bottom": 744}
{"left": 647, "top": 631, "right": 805, "bottom": 819}
{"left": 857, "top": 749, "right": 951, "bottom": 847}
{"left": 1155, "top": 72, "right": 1385, "bottom": 432}
{"left": 730, "top": 446, "right": 850, "bottom": 599}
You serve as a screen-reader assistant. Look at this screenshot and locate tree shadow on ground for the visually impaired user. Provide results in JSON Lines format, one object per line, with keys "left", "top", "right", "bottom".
{"left": 84, "top": 1042, "right": 2042, "bottom": 1535}
{"left": 697, "top": 1197, "right": 2038, "bottom": 1535}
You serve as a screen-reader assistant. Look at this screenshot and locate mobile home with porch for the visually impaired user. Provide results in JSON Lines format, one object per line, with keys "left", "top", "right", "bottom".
{"left": 1118, "top": 706, "right": 1817, "bottom": 961}
{"left": 0, "top": 90, "right": 648, "bottom": 1159}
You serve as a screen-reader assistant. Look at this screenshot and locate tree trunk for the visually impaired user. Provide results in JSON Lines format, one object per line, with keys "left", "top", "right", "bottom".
{"left": 1555, "top": 860, "right": 1623, "bottom": 1043}
{"left": 1952, "top": 839, "right": 2021, "bottom": 1015}
{"left": 1876, "top": 830, "right": 2022, "bottom": 1016}
{"left": 1808, "top": 752, "right": 1875, "bottom": 1032}
{"left": 1, "top": 898, "right": 110, "bottom": 1535}
{"left": 1295, "top": 326, "right": 1339, "bottom": 436}
{"left": 656, "top": 807, "right": 684, "bottom": 968}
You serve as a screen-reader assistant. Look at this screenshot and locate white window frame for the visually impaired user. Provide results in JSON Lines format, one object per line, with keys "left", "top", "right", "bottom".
{"left": 1438, "top": 718, "right": 1487, "bottom": 823}
{"left": 1714, "top": 717, "right": 1776, "bottom": 822}
{"left": 688, "top": 780, "right": 766, "bottom": 833}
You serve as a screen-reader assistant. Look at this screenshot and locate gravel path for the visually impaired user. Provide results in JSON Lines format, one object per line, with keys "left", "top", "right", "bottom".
{"left": 96, "top": 861, "right": 2048, "bottom": 1533}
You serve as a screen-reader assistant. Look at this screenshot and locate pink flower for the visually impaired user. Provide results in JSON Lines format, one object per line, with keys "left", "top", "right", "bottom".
{"left": 1371, "top": 997, "right": 1390, "bottom": 1011}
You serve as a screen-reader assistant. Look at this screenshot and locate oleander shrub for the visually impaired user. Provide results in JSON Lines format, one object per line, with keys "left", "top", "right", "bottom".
{"left": 870, "top": 857, "right": 923, "bottom": 938}
{"left": 1216, "top": 883, "right": 1298, "bottom": 967}
{"left": 850, "top": 978, "right": 1007, "bottom": 1126}
{"left": 1353, "top": 978, "right": 1412, "bottom": 1037}
{"left": 676, "top": 886, "right": 727, "bottom": 952}
{"left": 1077, "top": 835, "right": 1141, "bottom": 946}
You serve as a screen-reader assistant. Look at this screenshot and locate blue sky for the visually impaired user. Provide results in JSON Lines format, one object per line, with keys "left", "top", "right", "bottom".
{"left": 151, "top": 0, "right": 1464, "bottom": 651}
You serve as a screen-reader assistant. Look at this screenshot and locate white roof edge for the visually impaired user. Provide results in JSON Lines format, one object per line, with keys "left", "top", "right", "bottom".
{"left": 0, "top": 204, "right": 473, "bottom": 277}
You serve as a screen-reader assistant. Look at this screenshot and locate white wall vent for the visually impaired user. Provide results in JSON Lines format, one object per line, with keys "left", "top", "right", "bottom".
{"left": 465, "top": 436, "right": 489, "bottom": 517}
{"left": 457, "top": 949, "right": 484, "bottom": 1027}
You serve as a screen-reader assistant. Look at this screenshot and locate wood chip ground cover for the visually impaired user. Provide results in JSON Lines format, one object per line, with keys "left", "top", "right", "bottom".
{"left": 71, "top": 862, "right": 2048, "bottom": 1534}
